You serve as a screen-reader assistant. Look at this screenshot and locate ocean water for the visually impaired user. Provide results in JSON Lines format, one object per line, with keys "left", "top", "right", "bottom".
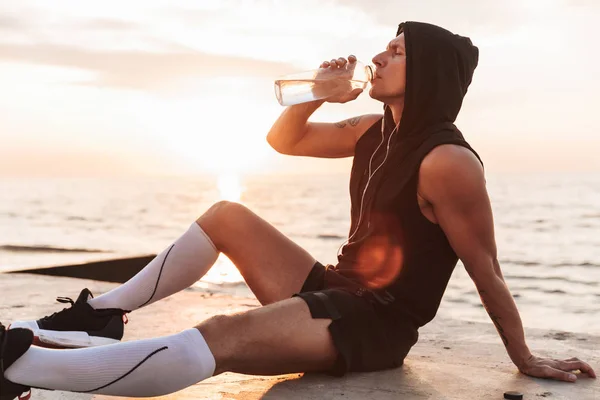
{"left": 1, "top": 172, "right": 599, "bottom": 335}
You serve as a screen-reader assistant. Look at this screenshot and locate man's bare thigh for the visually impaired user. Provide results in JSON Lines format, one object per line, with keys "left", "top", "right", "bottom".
{"left": 196, "top": 296, "right": 336, "bottom": 376}
{"left": 197, "top": 201, "right": 319, "bottom": 305}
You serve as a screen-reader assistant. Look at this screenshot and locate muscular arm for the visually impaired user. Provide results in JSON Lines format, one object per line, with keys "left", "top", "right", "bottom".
{"left": 266, "top": 105, "right": 381, "bottom": 158}
{"left": 266, "top": 101, "right": 325, "bottom": 154}
{"left": 418, "top": 145, "right": 531, "bottom": 368}
{"left": 333, "top": 116, "right": 363, "bottom": 129}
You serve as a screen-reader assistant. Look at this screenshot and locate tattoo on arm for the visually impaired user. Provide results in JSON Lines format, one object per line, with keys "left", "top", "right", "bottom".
{"left": 478, "top": 290, "right": 509, "bottom": 347}
{"left": 335, "top": 116, "right": 362, "bottom": 128}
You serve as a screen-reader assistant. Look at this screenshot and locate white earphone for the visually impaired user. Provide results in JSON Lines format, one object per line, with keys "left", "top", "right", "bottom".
{"left": 337, "top": 107, "right": 401, "bottom": 257}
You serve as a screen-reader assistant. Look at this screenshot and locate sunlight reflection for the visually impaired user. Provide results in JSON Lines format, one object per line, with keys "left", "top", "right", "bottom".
{"left": 217, "top": 173, "right": 243, "bottom": 202}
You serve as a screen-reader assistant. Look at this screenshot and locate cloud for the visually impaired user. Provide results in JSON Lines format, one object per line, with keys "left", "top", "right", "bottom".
{"left": 0, "top": 12, "right": 167, "bottom": 53}
{"left": 564, "top": 0, "right": 600, "bottom": 7}
{"left": 0, "top": 42, "right": 296, "bottom": 90}
{"left": 0, "top": 14, "right": 137, "bottom": 33}
{"left": 0, "top": 15, "right": 24, "bottom": 30}
{"left": 71, "top": 18, "right": 140, "bottom": 32}
{"left": 331, "top": 0, "right": 526, "bottom": 36}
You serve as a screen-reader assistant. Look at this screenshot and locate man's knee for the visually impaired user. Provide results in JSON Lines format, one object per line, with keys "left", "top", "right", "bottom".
{"left": 195, "top": 313, "right": 244, "bottom": 374}
{"left": 198, "top": 201, "right": 253, "bottom": 226}
{"left": 196, "top": 313, "right": 231, "bottom": 337}
{"left": 197, "top": 201, "right": 250, "bottom": 248}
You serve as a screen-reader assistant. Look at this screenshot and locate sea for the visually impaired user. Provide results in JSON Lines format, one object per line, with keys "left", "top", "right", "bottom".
{"left": 1, "top": 172, "right": 599, "bottom": 335}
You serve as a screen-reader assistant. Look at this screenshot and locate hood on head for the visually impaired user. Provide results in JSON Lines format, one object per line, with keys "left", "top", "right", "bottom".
{"left": 384, "top": 21, "right": 479, "bottom": 137}
{"left": 341, "top": 21, "right": 483, "bottom": 290}
{"left": 340, "top": 23, "right": 483, "bottom": 291}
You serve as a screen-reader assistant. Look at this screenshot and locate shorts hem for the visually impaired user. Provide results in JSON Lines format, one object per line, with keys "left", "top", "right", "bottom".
{"left": 293, "top": 292, "right": 351, "bottom": 377}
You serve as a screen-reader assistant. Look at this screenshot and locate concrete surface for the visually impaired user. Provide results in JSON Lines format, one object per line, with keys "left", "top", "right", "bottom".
{"left": 2, "top": 273, "right": 598, "bottom": 400}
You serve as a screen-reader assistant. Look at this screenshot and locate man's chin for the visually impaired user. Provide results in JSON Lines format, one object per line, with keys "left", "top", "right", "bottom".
{"left": 369, "top": 88, "right": 404, "bottom": 104}
{"left": 368, "top": 88, "right": 382, "bottom": 101}
{"left": 369, "top": 91, "right": 390, "bottom": 105}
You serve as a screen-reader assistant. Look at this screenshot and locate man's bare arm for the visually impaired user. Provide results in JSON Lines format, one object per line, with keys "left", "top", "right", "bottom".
{"left": 267, "top": 109, "right": 381, "bottom": 159}
{"left": 418, "top": 144, "right": 596, "bottom": 382}
{"left": 334, "top": 116, "right": 363, "bottom": 129}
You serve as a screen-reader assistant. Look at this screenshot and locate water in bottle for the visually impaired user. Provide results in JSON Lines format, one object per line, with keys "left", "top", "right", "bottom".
{"left": 274, "top": 60, "right": 374, "bottom": 106}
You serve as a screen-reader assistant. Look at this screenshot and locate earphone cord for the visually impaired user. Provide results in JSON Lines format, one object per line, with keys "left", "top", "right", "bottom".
{"left": 336, "top": 113, "right": 401, "bottom": 258}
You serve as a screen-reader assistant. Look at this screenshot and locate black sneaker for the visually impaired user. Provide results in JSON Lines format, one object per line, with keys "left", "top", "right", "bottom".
{"left": 8, "top": 289, "right": 128, "bottom": 349}
{"left": 1, "top": 322, "right": 34, "bottom": 400}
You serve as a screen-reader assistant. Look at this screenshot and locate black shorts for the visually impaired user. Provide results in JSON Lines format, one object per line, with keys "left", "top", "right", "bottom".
{"left": 293, "top": 261, "right": 418, "bottom": 377}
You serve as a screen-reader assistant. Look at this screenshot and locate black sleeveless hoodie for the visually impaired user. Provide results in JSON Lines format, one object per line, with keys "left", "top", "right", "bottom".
{"left": 335, "top": 22, "right": 482, "bottom": 329}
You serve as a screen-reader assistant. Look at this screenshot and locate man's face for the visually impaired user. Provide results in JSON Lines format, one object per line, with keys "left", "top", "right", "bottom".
{"left": 369, "top": 33, "right": 407, "bottom": 102}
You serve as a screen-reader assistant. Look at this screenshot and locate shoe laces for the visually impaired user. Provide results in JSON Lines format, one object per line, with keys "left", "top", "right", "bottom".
{"left": 39, "top": 297, "right": 77, "bottom": 322}
{"left": 40, "top": 296, "right": 130, "bottom": 324}
{"left": 56, "top": 296, "right": 76, "bottom": 306}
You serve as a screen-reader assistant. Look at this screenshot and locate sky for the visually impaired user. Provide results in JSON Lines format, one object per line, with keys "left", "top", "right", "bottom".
{"left": 0, "top": 0, "right": 599, "bottom": 177}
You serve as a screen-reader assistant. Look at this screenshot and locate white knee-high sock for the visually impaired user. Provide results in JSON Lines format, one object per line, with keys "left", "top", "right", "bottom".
{"left": 89, "top": 222, "right": 219, "bottom": 311}
{"left": 5, "top": 329, "right": 216, "bottom": 397}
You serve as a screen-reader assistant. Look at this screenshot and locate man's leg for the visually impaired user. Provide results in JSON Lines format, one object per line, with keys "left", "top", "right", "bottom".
{"left": 198, "top": 297, "right": 336, "bottom": 376}
{"left": 4, "top": 298, "right": 335, "bottom": 397}
{"left": 88, "top": 221, "right": 219, "bottom": 311}
{"left": 89, "top": 200, "right": 317, "bottom": 311}
{"left": 9, "top": 200, "right": 319, "bottom": 348}
{"left": 197, "top": 201, "right": 319, "bottom": 304}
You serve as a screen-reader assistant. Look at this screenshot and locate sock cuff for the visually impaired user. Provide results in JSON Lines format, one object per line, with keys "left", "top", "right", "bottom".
{"left": 189, "top": 222, "right": 218, "bottom": 254}
{"left": 181, "top": 328, "right": 216, "bottom": 378}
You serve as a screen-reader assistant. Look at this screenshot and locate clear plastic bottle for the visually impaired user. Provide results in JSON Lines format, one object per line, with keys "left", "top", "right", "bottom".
{"left": 274, "top": 60, "right": 374, "bottom": 106}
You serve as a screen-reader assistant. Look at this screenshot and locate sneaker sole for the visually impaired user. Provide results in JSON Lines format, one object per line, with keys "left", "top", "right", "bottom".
{"left": 33, "top": 329, "right": 120, "bottom": 349}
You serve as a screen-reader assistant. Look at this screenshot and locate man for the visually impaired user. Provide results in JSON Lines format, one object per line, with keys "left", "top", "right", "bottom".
{"left": 1, "top": 21, "right": 595, "bottom": 400}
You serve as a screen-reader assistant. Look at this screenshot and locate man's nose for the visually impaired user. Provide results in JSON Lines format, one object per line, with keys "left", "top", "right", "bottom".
{"left": 372, "top": 54, "right": 384, "bottom": 67}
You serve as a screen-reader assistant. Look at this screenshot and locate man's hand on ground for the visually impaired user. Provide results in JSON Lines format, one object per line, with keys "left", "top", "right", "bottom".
{"left": 518, "top": 354, "right": 597, "bottom": 383}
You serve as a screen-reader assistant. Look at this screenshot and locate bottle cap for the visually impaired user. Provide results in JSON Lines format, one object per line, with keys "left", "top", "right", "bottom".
{"left": 503, "top": 391, "right": 523, "bottom": 400}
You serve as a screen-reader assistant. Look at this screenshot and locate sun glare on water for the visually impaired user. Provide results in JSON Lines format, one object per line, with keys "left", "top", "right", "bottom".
{"left": 217, "top": 173, "right": 243, "bottom": 202}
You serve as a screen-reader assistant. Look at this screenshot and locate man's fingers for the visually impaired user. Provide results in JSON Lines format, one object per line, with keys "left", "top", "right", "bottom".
{"left": 350, "top": 88, "right": 363, "bottom": 99}
{"left": 560, "top": 361, "right": 597, "bottom": 378}
{"left": 556, "top": 361, "right": 580, "bottom": 372}
{"left": 337, "top": 89, "right": 363, "bottom": 104}
{"left": 539, "top": 366, "right": 577, "bottom": 383}
{"left": 321, "top": 56, "right": 355, "bottom": 69}
{"left": 558, "top": 361, "right": 581, "bottom": 371}
{"left": 321, "top": 55, "right": 359, "bottom": 68}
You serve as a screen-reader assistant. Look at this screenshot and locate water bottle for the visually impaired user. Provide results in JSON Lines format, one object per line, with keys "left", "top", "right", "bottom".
{"left": 274, "top": 60, "right": 374, "bottom": 106}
